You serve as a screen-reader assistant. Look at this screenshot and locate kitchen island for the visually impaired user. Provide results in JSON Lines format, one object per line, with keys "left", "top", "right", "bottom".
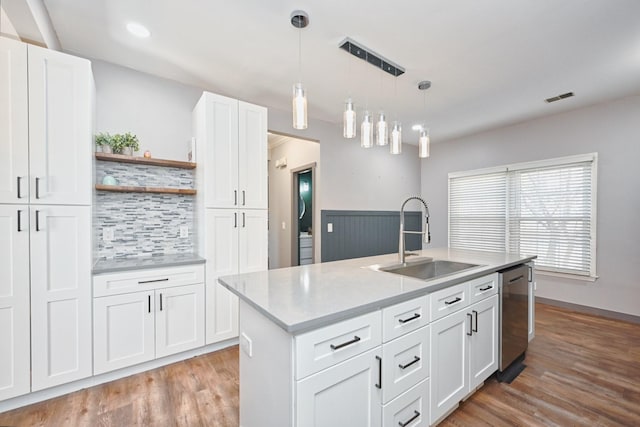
{"left": 219, "top": 248, "right": 535, "bottom": 427}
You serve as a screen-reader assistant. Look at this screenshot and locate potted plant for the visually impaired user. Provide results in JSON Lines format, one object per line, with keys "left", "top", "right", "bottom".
{"left": 95, "top": 132, "right": 112, "bottom": 153}
{"left": 120, "top": 132, "right": 140, "bottom": 156}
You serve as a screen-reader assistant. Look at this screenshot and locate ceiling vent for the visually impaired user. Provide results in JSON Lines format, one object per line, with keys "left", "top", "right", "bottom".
{"left": 545, "top": 92, "right": 575, "bottom": 103}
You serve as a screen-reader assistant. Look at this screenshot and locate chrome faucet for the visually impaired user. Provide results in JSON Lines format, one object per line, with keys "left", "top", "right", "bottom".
{"left": 399, "top": 196, "right": 431, "bottom": 264}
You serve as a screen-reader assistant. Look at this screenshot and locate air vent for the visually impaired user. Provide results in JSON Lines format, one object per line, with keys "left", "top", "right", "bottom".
{"left": 545, "top": 92, "right": 574, "bottom": 103}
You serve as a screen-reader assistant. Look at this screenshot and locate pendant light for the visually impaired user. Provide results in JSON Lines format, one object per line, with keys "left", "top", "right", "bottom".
{"left": 343, "top": 44, "right": 357, "bottom": 139}
{"left": 376, "top": 70, "right": 388, "bottom": 146}
{"left": 361, "top": 111, "right": 374, "bottom": 148}
{"left": 417, "top": 80, "right": 432, "bottom": 159}
{"left": 390, "top": 71, "right": 402, "bottom": 154}
{"left": 291, "top": 11, "right": 309, "bottom": 130}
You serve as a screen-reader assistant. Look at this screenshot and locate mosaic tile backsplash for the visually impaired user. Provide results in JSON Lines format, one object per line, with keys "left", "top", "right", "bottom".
{"left": 95, "top": 161, "right": 196, "bottom": 259}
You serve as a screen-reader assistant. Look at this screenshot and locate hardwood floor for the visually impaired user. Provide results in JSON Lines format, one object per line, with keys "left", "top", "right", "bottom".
{"left": 1, "top": 303, "right": 638, "bottom": 426}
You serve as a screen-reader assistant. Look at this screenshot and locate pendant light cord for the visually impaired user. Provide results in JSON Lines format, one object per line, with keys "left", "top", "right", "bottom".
{"left": 298, "top": 26, "right": 302, "bottom": 83}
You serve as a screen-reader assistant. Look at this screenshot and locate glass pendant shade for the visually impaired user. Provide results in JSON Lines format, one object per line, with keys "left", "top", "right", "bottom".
{"left": 343, "top": 99, "right": 357, "bottom": 138}
{"left": 376, "top": 112, "right": 388, "bottom": 146}
{"left": 419, "top": 130, "right": 430, "bottom": 158}
{"left": 292, "top": 83, "right": 308, "bottom": 130}
{"left": 361, "top": 111, "right": 374, "bottom": 148}
{"left": 390, "top": 121, "right": 402, "bottom": 154}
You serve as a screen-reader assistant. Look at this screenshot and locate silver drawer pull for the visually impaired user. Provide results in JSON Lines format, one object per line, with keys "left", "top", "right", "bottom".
{"left": 399, "top": 411, "right": 420, "bottom": 427}
{"left": 444, "top": 296, "right": 461, "bottom": 305}
{"left": 398, "top": 356, "right": 420, "bottom": 370}
{"left": 398, "top": 313, "right": 420, "bottom": 324}
{"left": 138, "top": 278, "right": 169, "bottom": 284}
{"left": 330, "top": 335, "right": 361, "bottom": 350}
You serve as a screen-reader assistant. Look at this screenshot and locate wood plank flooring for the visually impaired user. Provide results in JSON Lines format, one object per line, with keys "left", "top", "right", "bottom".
{"left": 1, "top": 303, "right": 638, "bottom": 426}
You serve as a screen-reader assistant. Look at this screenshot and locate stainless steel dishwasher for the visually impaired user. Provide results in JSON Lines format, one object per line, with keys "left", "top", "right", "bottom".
{"left": 498, "top": 264, "right": 529, "bottom": 380}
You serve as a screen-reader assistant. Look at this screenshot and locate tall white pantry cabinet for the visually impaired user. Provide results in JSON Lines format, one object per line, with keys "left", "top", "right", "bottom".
{"left": 0, "top": 37, "right": 93, "bottom": 400}
{"left": 193, "top": 92, "right": 268, "bottom": 345}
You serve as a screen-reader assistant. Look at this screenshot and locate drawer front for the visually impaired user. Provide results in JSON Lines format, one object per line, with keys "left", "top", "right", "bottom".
{"left": 94, "top": 264, "right": 205, "bottom": 297}
{"left": 382, "top": 326, "right": 430, "bottom": 403}
{"left": 299, "top": 237, "right": 312, "bottom": 248}
{"left": 430, "top": 282, "right": 469, "bottom": 322}
{"left": 382, "top": 378, "right": 430, "bottom": 427}
{"left": 295, "top": 310, "right": 382, "bottom": 380}
{"left": 382, "top": 295, "right": 430, "bottom": 342}
{"left": 300, "top": 247, "right": 313, "bottom": 258}
{"left": 468, "top": 273, "right": 499, "bottom": 305}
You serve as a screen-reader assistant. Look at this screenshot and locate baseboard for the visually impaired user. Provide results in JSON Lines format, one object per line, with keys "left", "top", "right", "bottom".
{"left": 537, "top": 297, "right": 640, "bottom": 324}
{"left": 0, "top": 338, "right": 239, "bottom": 413}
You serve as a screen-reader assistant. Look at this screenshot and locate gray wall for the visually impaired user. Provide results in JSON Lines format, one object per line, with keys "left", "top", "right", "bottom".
{"left": 268, "top": 137, "right": 320, "bottom": 269}
{"left": 421, "top": 95, "right": 640, "bottom": 316}
{"left": 92, "top": 60, "right": 202, "bottom": 161}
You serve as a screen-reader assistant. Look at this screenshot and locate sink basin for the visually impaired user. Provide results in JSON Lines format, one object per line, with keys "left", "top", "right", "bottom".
{"left": 378, "top": 259, "right": 480, "bottom": 281}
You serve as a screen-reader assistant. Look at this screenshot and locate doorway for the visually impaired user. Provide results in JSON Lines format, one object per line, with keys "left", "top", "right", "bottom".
{"left": 291, "top": 163, "right": 316, "bottom": 266}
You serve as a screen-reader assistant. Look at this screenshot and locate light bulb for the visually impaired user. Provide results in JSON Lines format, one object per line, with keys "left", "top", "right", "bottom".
{"left": 361, "top": 111, "right": 373, "bottom": 148}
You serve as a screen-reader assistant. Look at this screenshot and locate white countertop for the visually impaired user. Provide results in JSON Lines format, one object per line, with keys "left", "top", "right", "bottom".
{"left": 218, "top": 248, "right": 534, "bottom": 334}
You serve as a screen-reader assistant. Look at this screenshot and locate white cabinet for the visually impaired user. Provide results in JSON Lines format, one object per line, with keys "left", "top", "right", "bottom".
{"left": 0, "top": 38, "right": 28, "bottom": 204}
{"left": 296, "top": 348, "right": 382, "bottom": 427}
{"left": 30, "top": 205, "right": 92, "bottom": 391}
{"left": 0, "top": 38, "right": 93, "bottom": 398}
{"left": 193, "top": 91, "right": 268, "bottom": 346}
{"left": 93, "top": 267, "right": 205, "bottom": 375}
{"left": 430, "top": 277, "right": 499, "bottom": 425}
{"left": 204, "top": 208, "right": 268, "bottom": 345}
{"left": 0, "top": 206, "right": 30, "bottom": 400}
{"left": 193, "top": 92, "right": 267, "bottom": 210}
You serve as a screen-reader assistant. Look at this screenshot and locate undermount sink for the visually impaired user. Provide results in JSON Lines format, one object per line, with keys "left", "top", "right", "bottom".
{"left": 374, "top": 259, "right": 481, "bottom": 281}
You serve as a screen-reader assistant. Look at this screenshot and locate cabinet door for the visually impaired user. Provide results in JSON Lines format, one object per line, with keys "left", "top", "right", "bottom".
{"left": 205, "top": 209, "right": 239, "bottom": 344}
{"left": 382, "top": 379, "right": 429, "bottom": 427}
{"left": 238, "top": 101, "right": 267, "bottom": 209}
{"left": 296, "top": 347, "right": 382, "bottom": 427}
{"left": 203, "top": 93, "right": 239, "bottom": 208}
{"left": 156, "top": 284, "right": 205, "bottom": 358}
{"left": 27, "top": 44, "right": 92, "bottom": 206}
{"left": 239, "top": 209, "right": 268, "bottom": 273}
{"left": 469, "top": 295, "right": 499, "bottom": 390}
{"left": 430, "top": 309, "right": 469, "bottom": 425}
{"left": 30, "top": 205, "right": 92, "bottom": 391}
{"left": 93, "top": 292, "right": 155, "bottom": 375}
{"left": 0, "top": 38, "right": 29, "bottom": 204}
{"left": 0, "top": 206, "right": 30, "bottom": 400}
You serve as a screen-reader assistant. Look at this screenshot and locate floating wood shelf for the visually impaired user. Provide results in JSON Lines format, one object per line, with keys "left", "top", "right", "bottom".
{"left": 95, "top": 152, "right": 196, "bottom": 169}
{"left": 95, "top": 184, "right": 196, "bottom": 195}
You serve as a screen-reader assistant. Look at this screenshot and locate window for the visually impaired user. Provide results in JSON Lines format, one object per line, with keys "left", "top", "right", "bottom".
{"left": 449, "top": 153, "right": 597, "bottom": 278}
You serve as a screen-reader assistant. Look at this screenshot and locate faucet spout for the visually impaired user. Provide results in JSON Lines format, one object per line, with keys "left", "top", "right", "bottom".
{"left": 399, "top": 196, "right": 431, "bottom": 264}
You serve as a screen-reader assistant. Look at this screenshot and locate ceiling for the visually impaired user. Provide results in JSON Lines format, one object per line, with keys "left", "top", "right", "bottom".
{"left": 36, "top": 0, "right": 640, "bottom": 143}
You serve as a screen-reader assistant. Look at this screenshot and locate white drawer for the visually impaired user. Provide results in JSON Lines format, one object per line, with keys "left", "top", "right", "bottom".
{"left": 382, "top": 295, "right": 430, "bottom": 342}
{"left": 382, "top": 378, "right": 430, "bottom": 427}
{"left": 430, "top": 282, "right": 469, "bottom": 322}
{"left": 382, "top": 326, "right": 430, "bottom": 404}
{"left": 468, "top": 273, "right": 499, "bottom": 304}
{"left": 295, "top": 310, "right": 382, "bottom": 380}
{"left": 93, "top": 264, "right": 205, "bottom": 297}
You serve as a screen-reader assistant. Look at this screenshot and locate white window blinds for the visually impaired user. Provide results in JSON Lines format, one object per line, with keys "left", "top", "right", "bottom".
{"left": 449, "top": 154, "right": 597, "bottom": 278}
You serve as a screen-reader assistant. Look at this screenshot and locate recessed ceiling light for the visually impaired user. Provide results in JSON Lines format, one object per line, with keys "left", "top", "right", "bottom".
{"left": 126, "top": 22, "right": 150, "bottom": 38}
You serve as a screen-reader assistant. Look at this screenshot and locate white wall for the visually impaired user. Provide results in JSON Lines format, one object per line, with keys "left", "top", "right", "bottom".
{"left": 268, "top": 109, "right": 422, "bottom": 211}
{"left": 92, "top": 59, "right": 202, "bottom": 160}
{"left": 268, "top": 138, "right": 320, "bottom": 269}
{"left": 421, "top": 95, "right": 640, "bottom": 316}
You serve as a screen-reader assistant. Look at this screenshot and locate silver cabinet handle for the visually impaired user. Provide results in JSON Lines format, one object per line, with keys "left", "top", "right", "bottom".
{"left": 330, "top": 335, "right": 361, "bottom": 350}
{"left": 398, "top": 356, "right": 420, "bottom": 370}
{"left": 234, "top": 190, "right": 237, "bottom": 206}
{"left": 159, "top": 293, "right": 163, "bottom": 311}
{"left": 35, "top": 210, "right": 41, "bottom": 231}
{"left": 148, "top": 295, "right": 151, "bottom": 313}
{"left": 375, "top": 355, "right": 382, "bottom": 389}
{"left": 242, "top": 212, "right": 246, "bottom": 228}
{"left": 472, "top": 310, "right": 478, "bottom": 332}
{"left": 399, "top": 411, "right": 420, "bottom": 427}
{"left": 445, "top": 297, "right": 461, "bottom": 305}
{"left": 138, "top": 278, "right": 169, "bottom": 284}
{"left": 242, "top": 190, "right": 246, "bottom": 206}
{"left": 234, "top": 212, "right": 237, "bottom": 228}
{"left": 398, "top": 313, "right": 420, "bottom": 324}
{"left": 467, "top": 312, "right": 473, "bottom": 336}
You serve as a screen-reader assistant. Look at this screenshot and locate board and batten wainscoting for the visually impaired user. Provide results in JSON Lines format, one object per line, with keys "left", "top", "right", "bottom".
{"left": 321, "top": 210, "right": 423, "bottom": 262}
